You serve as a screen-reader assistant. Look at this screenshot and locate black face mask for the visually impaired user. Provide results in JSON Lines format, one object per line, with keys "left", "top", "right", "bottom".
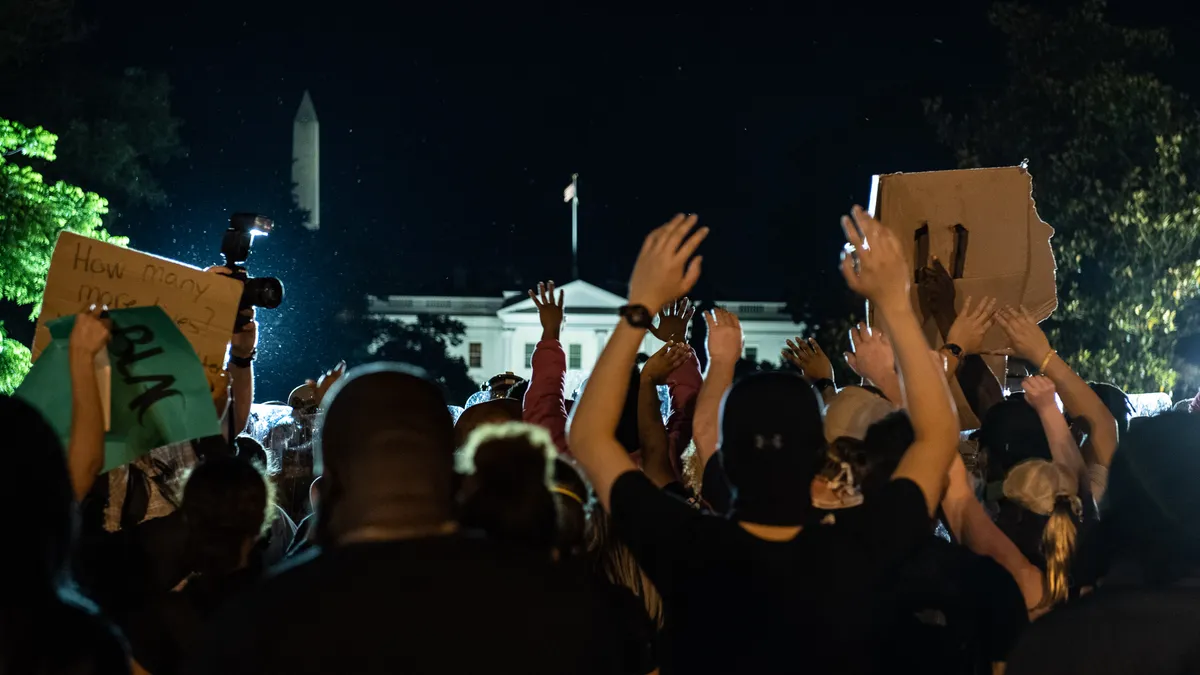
{"left": 718, "top": 372, "right": 827, "bottom": 526}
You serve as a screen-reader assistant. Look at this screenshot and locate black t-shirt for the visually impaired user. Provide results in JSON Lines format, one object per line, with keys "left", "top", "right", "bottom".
{"left": 183, "top": 533, "right": 622, "bottom": 675}
{"left": 609, "top": 470, "right": 931, "bottom": 674}
{"left": 1007, "top": 579, "right": 1200, "bottom": 675}
{"left": 1, "top": 596, "right": 131, "bottom": 675}
{"left": 125, "top": 567, "right": 260, "bottom": 675}
{"left": 887, "top": 536, "right": 1029, "bottom": 674}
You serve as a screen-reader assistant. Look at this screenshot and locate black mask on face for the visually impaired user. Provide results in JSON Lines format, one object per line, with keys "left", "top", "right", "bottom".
{"left": 718, "top": 372, "right": 827, "bottom": 526}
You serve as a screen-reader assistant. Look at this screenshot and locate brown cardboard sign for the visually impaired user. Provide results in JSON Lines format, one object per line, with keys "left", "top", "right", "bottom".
{"left": 33, "top": 232, "right": 242, "bottom": 390}
{"left": 868, "top": 166, "right": 1057, "bottom": 353}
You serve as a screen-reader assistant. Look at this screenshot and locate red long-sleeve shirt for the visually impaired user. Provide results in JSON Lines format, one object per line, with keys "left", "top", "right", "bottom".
{"left": 522, "top": 339, "right": 701, "bottom": 479}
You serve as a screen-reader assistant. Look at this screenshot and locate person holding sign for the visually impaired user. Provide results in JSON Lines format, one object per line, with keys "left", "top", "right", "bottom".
{"left": 66, "top": 305, "right": 112, "bottom": 500}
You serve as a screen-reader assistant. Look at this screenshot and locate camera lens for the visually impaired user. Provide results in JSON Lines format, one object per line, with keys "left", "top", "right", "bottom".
{"left": 243, "top": 277, "right": 284, "bottom": 309}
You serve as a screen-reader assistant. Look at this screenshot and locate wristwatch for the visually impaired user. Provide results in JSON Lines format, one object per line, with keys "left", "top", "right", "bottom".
{"left": 813, "top": 377, "right": 836, "bottom": 393}
{"left": 229, "top": 348, "right": 256, "bottom": 369}
{"left": 619, "top": 305, "right": 654, "bottom": 329}
{"left": 939, "top": 343, "right": 963, "bottom": 374}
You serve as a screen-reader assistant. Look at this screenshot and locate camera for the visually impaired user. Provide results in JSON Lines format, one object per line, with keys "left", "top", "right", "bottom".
{"left": 221, "top": 212, "right": 285, "bottom": 330}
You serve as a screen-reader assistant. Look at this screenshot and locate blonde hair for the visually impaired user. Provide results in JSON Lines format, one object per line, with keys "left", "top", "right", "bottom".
{"left": 456, "top": 421, "right": 557, "bottom": 479}
{"left": 680, "top": 440, "right": 703, "bottom": 497}
{"left": 1003, "top": 460, "right": 1080, "bottom": 609}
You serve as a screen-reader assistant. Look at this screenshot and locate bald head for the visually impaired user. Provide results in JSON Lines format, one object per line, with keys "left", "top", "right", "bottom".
{"left": 315, "top": 363, "right": 455, "bottom": 540}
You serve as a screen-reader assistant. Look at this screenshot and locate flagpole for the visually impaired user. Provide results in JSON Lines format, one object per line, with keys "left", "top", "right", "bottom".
{"left": 571, "top": 173, "right": 579, "bottom": 280}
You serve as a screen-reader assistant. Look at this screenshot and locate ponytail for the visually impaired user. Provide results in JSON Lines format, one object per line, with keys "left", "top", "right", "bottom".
{"left": 1041, "top": 494, "right": 1079, "bottom": 607}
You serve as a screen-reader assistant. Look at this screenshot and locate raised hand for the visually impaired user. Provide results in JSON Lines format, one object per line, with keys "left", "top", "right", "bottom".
{"left": 307, "top": 360, "right": 348, "bottom": 408}
{"left": 844, "top": 322, "right": 895, "bottom": 386}
{"left": 69, "top": 305, "right": 111, "bottom": 358}
{"left": 783, "top": 337, "right": 833, "bottom": 382}
{"left": 839, "top": 206, "right": 909, "bottom": 308}
{"left": 629, "top": 214, "right": 709, "bottom": 315}
{"left": 945, "top": 296, "right": 997, "bottom": 355}
{"left": 1022, "top": 375, "right": 1059, "bottom": 414}
{"left": 704, "top": 308, "right": 743, "bottom": 367}
{"left": 528, "top": 280, "right": 566, "bottom": 340}
{"left": 995, "top": 306, "right": 1053, "bottom": 364}
{"left": 652, "top": 297, "right": 695, "bottom": 343}
{"left": 641, "top": 341, "right": 693, "bottom": 385}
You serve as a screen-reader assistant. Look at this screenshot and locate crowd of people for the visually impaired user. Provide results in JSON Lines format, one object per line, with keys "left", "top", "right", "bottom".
{"left": 5, "top": 206, "right": 1200, "bottom": 675}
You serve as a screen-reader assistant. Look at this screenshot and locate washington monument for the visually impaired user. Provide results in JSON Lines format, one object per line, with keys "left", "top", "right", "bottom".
{"left": 292, "top": 90, "right": 319, "bottom": 231}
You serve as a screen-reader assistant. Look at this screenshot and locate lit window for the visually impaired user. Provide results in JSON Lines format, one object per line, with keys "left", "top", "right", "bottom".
{"left": 469, "top": 342, "right": 482, "bottom": 368}
{"left": 525, "top": 343, "right": 536, "bottom": 368}
{"left": 568, "top": 344, "right": 582, "bottom": 370}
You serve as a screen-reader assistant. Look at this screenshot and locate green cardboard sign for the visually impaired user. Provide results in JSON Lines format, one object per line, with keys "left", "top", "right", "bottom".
{"left": 16, "top": 306, "right": 221, "bottom": 472}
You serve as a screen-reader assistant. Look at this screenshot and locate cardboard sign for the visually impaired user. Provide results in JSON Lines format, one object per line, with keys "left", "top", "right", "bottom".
{"left": 867, "top": 166, "right": 1057, "bottom": 353}
{"left": 17, "top": 307, "right": 222, "bottom": 472}
{"left": 33, "top": 232, "right": 242, "bottom": 390}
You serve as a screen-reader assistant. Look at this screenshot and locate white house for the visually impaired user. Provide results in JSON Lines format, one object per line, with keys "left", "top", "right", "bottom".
{"left": 368, "top": 280, "right": 807, "bottom": 390}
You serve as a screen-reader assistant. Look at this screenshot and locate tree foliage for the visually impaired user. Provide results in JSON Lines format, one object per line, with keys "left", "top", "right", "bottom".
{"left": 365, "top": 314, "right": 479, "bottom": 405}
{"left": 927, "top": 0, "right": 1200, "bottom": 394}
{"left": 0, "top": 118, "right": 127, "bottom": 392}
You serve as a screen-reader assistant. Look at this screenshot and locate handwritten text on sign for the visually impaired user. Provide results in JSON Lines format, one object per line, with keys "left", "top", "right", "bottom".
{"left": 34, "top": 232, "right": 242, "bottom": 389}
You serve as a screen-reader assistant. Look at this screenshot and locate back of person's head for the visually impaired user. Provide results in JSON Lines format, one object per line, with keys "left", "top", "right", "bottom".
{"left": 979, "top": 395, "right": 1052, "bottom": 483}
{"left": 507, "top": 379, "right": 530, "bottom": 402}
{"left": 812, "top": 436, "right": 869, "bottom": 511}
{"left": 233, "top": 434, "right": 268, "bottom": 469}
{"left": 0, "top": 397, "right": 129, "bottom": 675}
{"left": 181, "top": 455, "right": 273, "bottom": 576}
{"left": 551, "top": 457, "right": 590, "bottom": 557}
{"left": 315, "top": 363, "right": 454, "bottom": 544}
{"left": 453, "top": 397, "right": 522, "bottom": 447}
{"left": 456, "top": 422, "right": 558, "bottom": 550}
{"left": 0, "top": 395, "right": 74, "bottom": 598}
{"left": 1002, "top": 459, "right": 1080, "bottom": 608}
{"left": 717, "top": 371, "right": 826, "bottom": 525}
{"left": 860, "top": 411, "right": 916, "bottom": 498}
{"left": 823, "top": 386, "right": 897, "bottom": 443}
{"left": 1089, "top": 381, "right": 1133, "bottom": 437}
{"left": 1100, "top": 412, "right": 1200, "bottom": 584}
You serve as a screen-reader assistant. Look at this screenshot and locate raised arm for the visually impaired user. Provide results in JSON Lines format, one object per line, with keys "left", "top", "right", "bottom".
{"left": 228, "top": 308, "right": 257, "bottom": 436}
{"left": 665, "top": 347, "right": 702, "bottom": 475}
{"left": 67, "top": 306, "right": 111, "bottom": 501}
{"left": 783, "top": 336, "right": 836, "bottom": 404}
{"left": 1022, "top": 375, "right": 1087, "bottom": 481}
{"left": 942, "top": 454, "right": 1045, "bottom": 611}
{"left": 638, "top": 341, "right": 692, "bottom": 487}
{"left": 523, "top": 281, "right": 570, "bottom": 453}
{"left": 655, "top": 298, "right": 701, "bottom": 473}
{"left": 568, "top": 214, "right": 708, "bottom": 509}
{"left": 996, "top": 307, "right": 1118, "bottom": 468}
{"left": 693, "top": 308, "right": 742, "bottom": 469}
{"left": 844, "top": 323, "right": 903, "bottom": 405}
{"left": 841, "top": 206, "right": 959, "bottom": 515}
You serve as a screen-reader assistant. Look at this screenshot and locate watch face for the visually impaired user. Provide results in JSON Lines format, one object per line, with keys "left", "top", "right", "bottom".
{"left": 621, "top": 305, "right": 653, "bottom": 328}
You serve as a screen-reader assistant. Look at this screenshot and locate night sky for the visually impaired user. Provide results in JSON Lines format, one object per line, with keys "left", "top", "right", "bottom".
{"left": 15, "top": 0, "right": 1200, "bottom": 397}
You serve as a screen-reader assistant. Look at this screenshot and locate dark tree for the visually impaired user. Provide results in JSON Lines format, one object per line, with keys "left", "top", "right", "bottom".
{"left": 365, "top": 314, "right": 479, "bottom": 406}
{"left": 928, "top": 0, "right": 1200, "bottom": 394}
